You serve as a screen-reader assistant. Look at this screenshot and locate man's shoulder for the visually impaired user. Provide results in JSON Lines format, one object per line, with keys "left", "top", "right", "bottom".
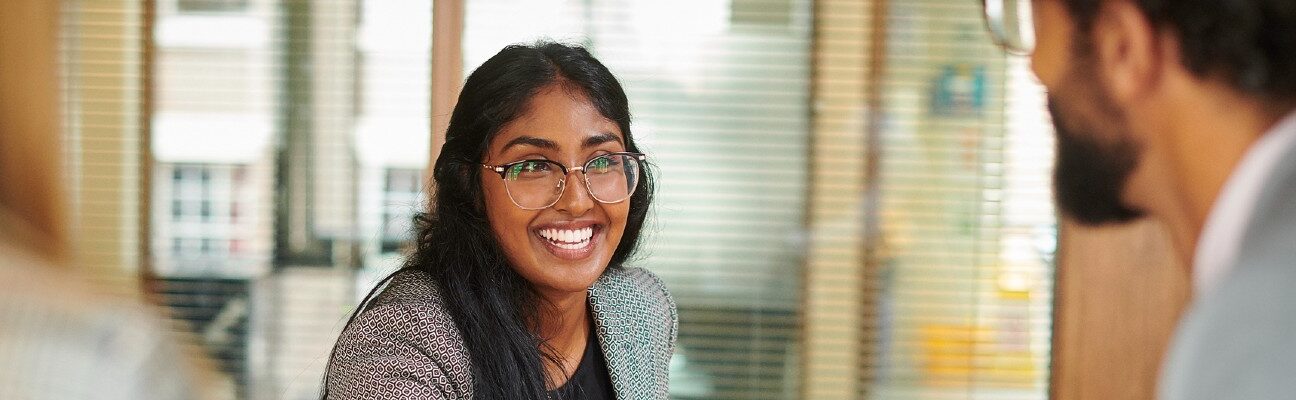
{"left": 0, "top": 243, "right": 219, "bottom": 399}
{"left": 1161, "top": 255, "right": 1296, "bottom": 400}
{"left": 1163, "top": 150, "right": 1296, "bottom": 399}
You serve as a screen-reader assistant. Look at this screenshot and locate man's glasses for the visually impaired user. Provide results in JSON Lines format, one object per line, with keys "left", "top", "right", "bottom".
{"left": 482, "top": 152, "right": 646, "bottom": 210}
{"left": 982, "top": 0, "right": 1035, "bottom": 55}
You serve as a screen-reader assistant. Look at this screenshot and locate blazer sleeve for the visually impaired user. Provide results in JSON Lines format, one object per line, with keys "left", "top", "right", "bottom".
{"left": 324, "top": 299, "right": 471, "bottom": 400}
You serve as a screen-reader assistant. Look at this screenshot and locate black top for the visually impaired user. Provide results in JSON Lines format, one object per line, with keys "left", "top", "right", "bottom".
{"left": 549, "top": 324, "right": 615, "bottom": 400}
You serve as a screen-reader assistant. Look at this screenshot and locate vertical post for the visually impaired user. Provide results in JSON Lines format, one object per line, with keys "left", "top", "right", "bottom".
{"left": 140, "top": 0, "right": 155, "bottom": 278}
{"left": 857, "top": 0, "right": 890, "bottom": 395}
{"left": 800, "top": 0, "right": 881, "bottom": 397}
{"left": 429, "top": 0, "right": 464, "bottom": 179}
{"left": 0, "top": 0, "right": 66, "bottom": 261}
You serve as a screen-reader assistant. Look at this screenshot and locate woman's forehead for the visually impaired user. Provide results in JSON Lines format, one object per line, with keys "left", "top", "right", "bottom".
{"left": 490, "top": 88, "right": 623, "bottom": 154}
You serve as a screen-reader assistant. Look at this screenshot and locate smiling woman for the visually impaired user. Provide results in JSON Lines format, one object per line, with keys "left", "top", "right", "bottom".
{"left": 322, "top": 42, "right": 675, "bottom": 400}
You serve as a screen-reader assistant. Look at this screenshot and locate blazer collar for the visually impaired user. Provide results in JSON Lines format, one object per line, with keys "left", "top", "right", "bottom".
{"left": 587, "top": 268, "right": 650, "bottom": 399}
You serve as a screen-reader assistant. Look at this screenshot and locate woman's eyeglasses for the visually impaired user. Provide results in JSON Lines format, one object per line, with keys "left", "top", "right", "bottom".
{"left": 482, "top": 152, "right": 646, "bottom": 210}
{"left": 982, "top": 0, "right": 1035, "bottom": 55}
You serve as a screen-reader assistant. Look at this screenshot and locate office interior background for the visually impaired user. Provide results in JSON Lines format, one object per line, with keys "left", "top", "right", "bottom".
{"left": 57, "top": 0, "right": 1066, "bottom": 398}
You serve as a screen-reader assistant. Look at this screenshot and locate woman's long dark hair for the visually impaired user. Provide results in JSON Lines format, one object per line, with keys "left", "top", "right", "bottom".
{"left": 325, "top": 42, "right": 654, "bottom": 399}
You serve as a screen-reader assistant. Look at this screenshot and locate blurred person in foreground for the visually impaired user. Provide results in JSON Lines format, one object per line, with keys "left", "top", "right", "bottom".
{"left": 322, "top": 42, "right": 675, "bottom": 399}
{"left": 982, "top": 0, "right": 1296, "bottom": 398}
{"left": 0, "top": 1, "right": 220, "bottom": 398}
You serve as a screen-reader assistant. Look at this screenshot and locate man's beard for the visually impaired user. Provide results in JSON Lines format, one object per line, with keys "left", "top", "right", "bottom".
{"left": 1048, "top": 76, "right": 1146, "bottom": 226}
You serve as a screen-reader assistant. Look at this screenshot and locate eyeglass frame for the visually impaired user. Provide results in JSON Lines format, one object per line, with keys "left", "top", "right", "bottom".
{"left": 981, "top": 0, "right": 1035, "bottom": 56}
{"left": 481, "top": 152, "right": 647, "bottom": 210}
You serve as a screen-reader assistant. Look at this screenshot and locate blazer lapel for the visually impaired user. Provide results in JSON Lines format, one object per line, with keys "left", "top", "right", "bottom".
{"left": 588, "top": 269, "right": 648, "bottom": 399}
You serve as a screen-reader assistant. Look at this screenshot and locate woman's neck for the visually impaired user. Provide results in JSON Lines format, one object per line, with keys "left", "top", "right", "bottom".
{"left": 533, "top": 289, "right": 591, "bottom": 390}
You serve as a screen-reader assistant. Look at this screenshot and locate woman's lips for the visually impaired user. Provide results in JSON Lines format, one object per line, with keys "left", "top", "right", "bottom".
{"left": 533, "top": 224, "right": 600, "bottom": 261}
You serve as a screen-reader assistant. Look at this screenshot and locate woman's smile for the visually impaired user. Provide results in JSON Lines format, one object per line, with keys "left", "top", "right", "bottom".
{"left": 532, "top": 221, "right": 603, "bottom": 260}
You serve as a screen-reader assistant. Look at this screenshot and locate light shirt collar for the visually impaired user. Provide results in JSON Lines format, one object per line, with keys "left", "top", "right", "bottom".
{"left": 1193, "top": 111, "right": 1296, "bottom": 295}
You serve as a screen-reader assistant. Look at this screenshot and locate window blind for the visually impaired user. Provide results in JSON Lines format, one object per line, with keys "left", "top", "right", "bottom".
{"left": 802, "top": 0, "right": 874, "bottom": 397}
{"left": 65, "top": 0, "right": 436, "bottom": 397}
{"left": 58, "top": 1, "right": 1061, "bottom": 399}
{"left": 850, "top": 0, "right": 1056, "bottom": 398}
{"left": 60, "top": 0, "right": 149, "bottom": 295}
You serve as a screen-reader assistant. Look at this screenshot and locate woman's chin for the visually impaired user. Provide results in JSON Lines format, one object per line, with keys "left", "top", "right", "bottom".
{"left": 529, "top": 252, "right": 613, "bottom": 294}
{"left": 517, "top": 227, "right": 622, "bottom": 295}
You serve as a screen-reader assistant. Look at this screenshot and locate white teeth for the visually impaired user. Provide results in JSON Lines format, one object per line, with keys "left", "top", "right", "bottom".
{"left": 537, "top": 226, "right": 595, "bottom": 246}
{"left": 554, "top": 241, "right": 585, "bottom": 250}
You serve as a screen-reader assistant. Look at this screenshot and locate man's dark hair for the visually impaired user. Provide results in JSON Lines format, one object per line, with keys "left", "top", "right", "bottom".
{"left": 1063, "top": 0, "right": 1296, "bottom": 106}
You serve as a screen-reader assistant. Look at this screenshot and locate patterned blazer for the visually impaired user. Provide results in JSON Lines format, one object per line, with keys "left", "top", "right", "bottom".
{"left": 325, "top": 267, "right": 678, "bottom": 399}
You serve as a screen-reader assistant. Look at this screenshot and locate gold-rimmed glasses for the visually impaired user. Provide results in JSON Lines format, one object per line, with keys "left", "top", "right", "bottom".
{"left": 482, "top": 152, "right": 645, "bottom": 210}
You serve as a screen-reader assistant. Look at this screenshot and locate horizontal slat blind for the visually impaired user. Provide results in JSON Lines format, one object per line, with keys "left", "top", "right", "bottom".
{"left": 60, "top": 0, "right": 148, "bottom": 296}
{"left": 146, "top": 0, "right": 431, "bottom": 397}
{"left": 58, "top": 1, "right": 1062, "bottom": 398}
{"left": 802, "top": 0, "right": 873, "bottom": 397}
{"left": 856, "top": 1, "right": 1055, "bottom": 399}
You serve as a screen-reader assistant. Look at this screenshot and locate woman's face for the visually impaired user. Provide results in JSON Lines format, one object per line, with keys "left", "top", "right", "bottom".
{"left": 481, "top": 85, "right": 630, "bottom": 297}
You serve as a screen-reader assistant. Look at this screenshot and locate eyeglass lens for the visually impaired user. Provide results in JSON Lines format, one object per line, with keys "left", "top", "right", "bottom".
{"left": 984, "top": 0, "right": 1035, "bottom": 54}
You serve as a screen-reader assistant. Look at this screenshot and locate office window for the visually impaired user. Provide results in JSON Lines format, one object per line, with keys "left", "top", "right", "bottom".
{"left": 148, "top": 0, "right": 433, "bottom": 397}
{"left": 60, "top": 0, "right": 1058, "bottom": 398}
{"left": 381, "top": 168, "right": 423, "bottom": 252}
{"left": 834, "top": 1, "right": 1056, "bottom": 398}
{"left": 156, "top": 163, "right": 253, "bottom": 271}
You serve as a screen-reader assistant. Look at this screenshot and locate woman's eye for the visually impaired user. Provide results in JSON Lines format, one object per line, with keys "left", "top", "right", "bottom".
{"left": 588, "top": 156, "right": 617, "bottom": 172}
{"left": 524, "top": 161, "right": 550, "bottom": 171}
{"left": 506, "top": 161, "right": 553, "bottom": 180}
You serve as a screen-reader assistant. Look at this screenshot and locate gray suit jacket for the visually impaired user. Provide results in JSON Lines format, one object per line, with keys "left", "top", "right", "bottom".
{"left": 325, "top": 266, "right": 677, "bottom": 399}
{"left": 1159, "top": 136, "right": 1296, "bottom": 399}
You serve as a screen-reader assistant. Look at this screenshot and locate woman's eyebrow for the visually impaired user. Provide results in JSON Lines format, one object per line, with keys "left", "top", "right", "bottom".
{"left": 582, "top": 132, "right": 622, "bottom": 149}
{"left": 500, "top": 136, "right": 559, "bottom": 153}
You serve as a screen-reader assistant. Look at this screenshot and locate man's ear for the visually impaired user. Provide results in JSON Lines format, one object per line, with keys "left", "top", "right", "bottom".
{"left": 1092, "top": 1, "right": 1162, "bottom": 106}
